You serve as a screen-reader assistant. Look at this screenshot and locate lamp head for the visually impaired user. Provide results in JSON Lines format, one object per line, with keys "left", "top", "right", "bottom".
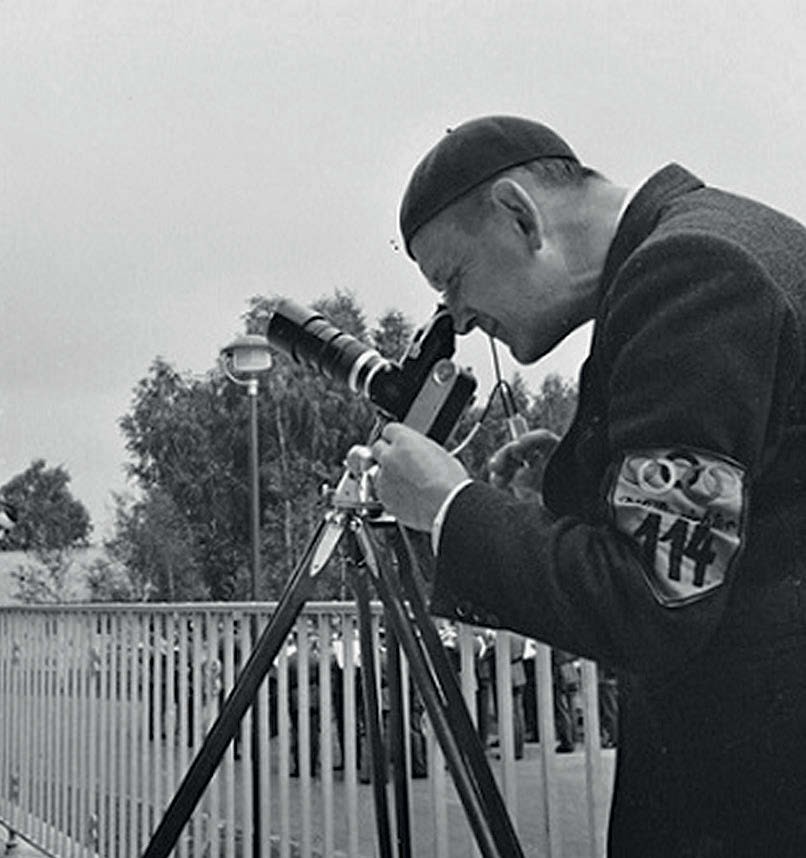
{"left": 219, "top": 334, "right": 273, "bottom": 378}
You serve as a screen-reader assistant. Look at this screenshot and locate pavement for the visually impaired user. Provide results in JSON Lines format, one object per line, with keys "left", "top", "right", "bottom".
{"left": 1, "top": 741, "right": 616, "bottom": 858}
{"left": 261, "top": 740, "right": 616, "bottom": 858}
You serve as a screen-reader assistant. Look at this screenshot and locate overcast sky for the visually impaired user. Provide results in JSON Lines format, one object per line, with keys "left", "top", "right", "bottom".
{"left": 3, "top": 0, "right": 806, "bottom": 538}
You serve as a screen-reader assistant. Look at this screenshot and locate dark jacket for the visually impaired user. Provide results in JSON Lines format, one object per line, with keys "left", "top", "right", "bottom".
{"left": 430, "top": 165, "right": 806, "bottom": 856}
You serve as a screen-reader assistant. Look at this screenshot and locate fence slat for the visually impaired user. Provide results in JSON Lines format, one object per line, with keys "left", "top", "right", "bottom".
{"left": 257, "top": 610, "right": 272, "bottom": 858}
{"left": 581, "top": 658, "right": 605, "bottom": 858}
{"left": 277, "top": 637, "right": 291, "bottom": 858}
{"left": 219, "top": 612, "right": 235, "bottom": 857}
{"left": 535, "top": 640, "right": 564, "bottom": 858}
{"left": 317, "top": 612, "right": 334, "bottom": 858}
{"left": 238, "top": 612, "right": 254, "bottom": 858}
{"left": 342, "top": 612, "right": 359, "bottom": 858}
{"left": 206, "top": 610, "right": 221, "bottom": 858}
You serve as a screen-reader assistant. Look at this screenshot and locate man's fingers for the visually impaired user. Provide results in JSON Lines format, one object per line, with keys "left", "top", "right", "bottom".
{"left": 488, "top": 446, "right": 523, "bottom": 487}
{"left": 370, "top": 421, "right": 405, "bottom": 462}
{"left": 488, "top": 429, "right": 561, "bottom": 492}
{"left": 517, "top": 429, "right": 561, "bottom": 462}
{"left": 369, "top": 438, "right": 387, "bottom": 465}
{"left": 380, "top": 421, "right": 406, "bottom": 442}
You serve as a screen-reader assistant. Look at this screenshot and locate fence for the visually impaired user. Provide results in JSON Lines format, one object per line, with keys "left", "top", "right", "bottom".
{"left": 0, "top": 603, "right": 615, "bottom": 858}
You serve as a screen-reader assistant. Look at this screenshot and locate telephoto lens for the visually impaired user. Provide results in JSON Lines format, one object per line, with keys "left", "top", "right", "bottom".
{"left": 266, "top": 299, "right": 395, "bottom": 400}
{"left": 267, "top": 298, "right": 476, "bottom": 442}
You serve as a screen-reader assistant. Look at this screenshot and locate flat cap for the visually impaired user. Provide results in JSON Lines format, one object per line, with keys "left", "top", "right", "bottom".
{"left": 399, "top": 115, "right": 578, "bottom": 256}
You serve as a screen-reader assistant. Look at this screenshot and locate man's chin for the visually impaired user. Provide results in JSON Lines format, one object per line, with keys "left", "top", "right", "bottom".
{"left": 510, "top": 340, "right": 547, "bottom": 365}
{"left": 490, "top": 334, "right": 527, "bottom": 365}
{"left": 508, "top": 341, "right": 531, "bottom": 365}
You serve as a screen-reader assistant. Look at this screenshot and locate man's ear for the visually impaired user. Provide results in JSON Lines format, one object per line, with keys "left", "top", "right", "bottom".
{"left": 490, "top": 178, "right": 542, "bottom": 250}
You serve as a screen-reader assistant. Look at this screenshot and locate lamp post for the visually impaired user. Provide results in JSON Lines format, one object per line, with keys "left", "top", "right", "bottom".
{"left": 219, "top": 333, "right": 272, "bottom": 600}
{"left": 219, "top": 333, "right": 272, "bottom": 858}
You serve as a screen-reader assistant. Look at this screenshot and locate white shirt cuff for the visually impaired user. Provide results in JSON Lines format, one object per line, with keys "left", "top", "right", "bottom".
{"left": 431, "top": 478, "right": 474, "bottom": 554}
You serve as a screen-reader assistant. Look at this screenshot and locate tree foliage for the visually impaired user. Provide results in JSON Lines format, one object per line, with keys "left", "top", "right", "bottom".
{"left": 89, "top": 489, "right": 210, "bottom": 602}
{"left": 119, "top": 357, "right": 256, "bottom": 599}
{"left": 0, "top": 459, "right": 91, "bottom": 552}
{"left": 371, "top": 309, "right": 415, "bottom": 361}
{"left": 0, "top": 459, "right": 93, "bottom": 603}
{"left": 10, "top": 549, "right": 88, "bottom": 604}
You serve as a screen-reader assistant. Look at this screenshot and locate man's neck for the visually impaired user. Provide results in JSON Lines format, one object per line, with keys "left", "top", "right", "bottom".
{"left": 560, "top": 181, "right": 629, "bottom": 322}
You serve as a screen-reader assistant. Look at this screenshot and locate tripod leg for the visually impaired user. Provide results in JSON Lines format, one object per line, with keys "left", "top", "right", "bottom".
{"left": 361, "top": 526, "right": 525, "bottom": 858}
{"left": 386, "top": 625, "right": 413, "bottom": 858}
{"left": 397, "top": 528, "right": 526, "bottom": 857}
{"left": 352, "top": 564, "right": 395, "bottom": 858}
{"left": 142, "top": 519, "right": 332, "bottom": 858}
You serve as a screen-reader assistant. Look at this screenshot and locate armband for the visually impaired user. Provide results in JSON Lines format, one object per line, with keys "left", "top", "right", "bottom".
{"left": 610, "top": 448, "right": 746, "bottom": 607}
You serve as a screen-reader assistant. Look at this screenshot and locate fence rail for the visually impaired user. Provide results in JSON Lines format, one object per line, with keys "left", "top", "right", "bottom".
{"left": 0, "top": 603, "right": 615, "bottom": 858}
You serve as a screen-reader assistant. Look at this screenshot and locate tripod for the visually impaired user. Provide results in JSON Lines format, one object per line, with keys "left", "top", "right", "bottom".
{"left": 142, "top": 467, "right": 525, "bottom": 858}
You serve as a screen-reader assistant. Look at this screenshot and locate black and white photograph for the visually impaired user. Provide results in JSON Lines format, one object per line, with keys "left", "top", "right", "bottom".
{"left": 2, "top": 3, "right": 805, "bottom": 856}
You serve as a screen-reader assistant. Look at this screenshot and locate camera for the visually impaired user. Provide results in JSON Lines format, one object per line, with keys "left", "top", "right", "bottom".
{"left": 266, "top": 299, "right": 476, "bottom": 445}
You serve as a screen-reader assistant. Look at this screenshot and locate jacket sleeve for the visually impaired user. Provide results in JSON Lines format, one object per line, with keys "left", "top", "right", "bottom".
{"left": 430, "top": 234, "right": 801, "bottom": 676}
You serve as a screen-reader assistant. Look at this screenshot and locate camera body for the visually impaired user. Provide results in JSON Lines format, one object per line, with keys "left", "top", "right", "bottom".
{"left": 266, "top": 299, "right": 476, "bottom": 445}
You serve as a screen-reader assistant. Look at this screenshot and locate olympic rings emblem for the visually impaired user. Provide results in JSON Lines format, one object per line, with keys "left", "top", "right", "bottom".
{"left": 628, "top": 450, "right": 740, "bottom": 503}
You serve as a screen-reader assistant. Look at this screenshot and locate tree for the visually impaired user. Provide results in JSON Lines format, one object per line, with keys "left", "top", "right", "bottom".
{"left": 10, "top": 550, "right": 85, "bottom": 604}
{"left": 372, "top": 309, "right": 415, "bottom": 361}
{"left": 119, "top": 357, "right": 254, "bottom": 599}
{"left": 0, "top": 459, "right": 93, "bottom": 603}
{"left": 87, "top": 489, "right": 210, "bottom": 602}
{"left": 527, "top": 373, "right": 578, "bottom": 436}
{"left": 0, "top": 459, "right": 91, "bottom": 552}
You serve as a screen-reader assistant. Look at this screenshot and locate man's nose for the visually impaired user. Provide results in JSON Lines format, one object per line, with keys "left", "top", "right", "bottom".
{"left": 444, "top": 299, "right": 475, "bottom": 335}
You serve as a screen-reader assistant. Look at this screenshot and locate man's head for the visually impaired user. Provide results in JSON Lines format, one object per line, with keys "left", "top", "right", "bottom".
{"left": 399, "top": 116, "right": 625, "bottom": 363}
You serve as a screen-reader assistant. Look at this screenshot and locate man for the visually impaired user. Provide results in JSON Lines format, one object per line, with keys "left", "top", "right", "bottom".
{"left": 367, "top": 116, "right": 806, "bottom": 855}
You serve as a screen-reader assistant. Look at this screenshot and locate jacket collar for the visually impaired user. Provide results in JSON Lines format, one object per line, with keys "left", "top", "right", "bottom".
{"left": 600, "top": 163, "right": 705, "bottom": 294}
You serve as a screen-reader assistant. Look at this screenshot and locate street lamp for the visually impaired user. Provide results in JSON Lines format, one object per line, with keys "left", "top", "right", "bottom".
{"left": 219, "top": 333, "right": 272, "bottom": 858}
{"left": 219, "top": 334, "right": 272, "bottom": 601}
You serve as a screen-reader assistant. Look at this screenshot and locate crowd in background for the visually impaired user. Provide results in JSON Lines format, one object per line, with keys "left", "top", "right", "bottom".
{"left": 277, "top": 617, "right": 619, "bottom": 779}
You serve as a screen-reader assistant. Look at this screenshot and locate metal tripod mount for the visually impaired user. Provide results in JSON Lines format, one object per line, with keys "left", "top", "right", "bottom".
{"left": 143, "top": 463, "right": 524, "bottom": 858}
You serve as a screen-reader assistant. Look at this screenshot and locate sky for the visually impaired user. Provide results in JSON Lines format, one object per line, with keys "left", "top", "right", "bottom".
{"left": 3, "top": 0, "right": 806, "bottom": 539}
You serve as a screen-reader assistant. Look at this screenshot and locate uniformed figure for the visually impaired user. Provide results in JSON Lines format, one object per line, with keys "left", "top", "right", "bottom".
{"left": 367, "top": 116, "right": 806, "bottom": 856}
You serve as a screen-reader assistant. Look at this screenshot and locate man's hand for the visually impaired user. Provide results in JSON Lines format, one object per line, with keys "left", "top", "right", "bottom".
{"left": 488, "top": 428, "right": 560, "bottom": 500}
{"left": 368, "top": 422, "right": 469, "bottom": 531}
